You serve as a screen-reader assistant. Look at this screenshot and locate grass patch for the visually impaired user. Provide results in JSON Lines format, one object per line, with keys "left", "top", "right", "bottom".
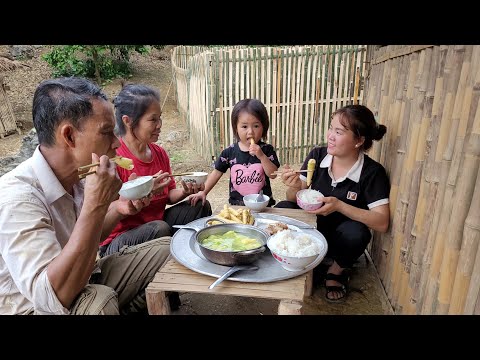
{"left": 169, "top": 151, "right": 188, "bottom": 163}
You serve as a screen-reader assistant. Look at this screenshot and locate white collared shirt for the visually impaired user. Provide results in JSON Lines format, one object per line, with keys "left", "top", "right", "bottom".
{"left": 0, "top": 146, "right": 84, "bottom": 314}
{"left": 300, "top": 152, "right": 364, "bottom": 186}
{"left": 300, "top": 148, "right": 389, "bottom": 210}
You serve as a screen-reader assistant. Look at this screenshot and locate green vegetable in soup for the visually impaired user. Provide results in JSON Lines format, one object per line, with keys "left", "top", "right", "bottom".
{"left": 201, "top": 230, "right": 262, "bottom": 251}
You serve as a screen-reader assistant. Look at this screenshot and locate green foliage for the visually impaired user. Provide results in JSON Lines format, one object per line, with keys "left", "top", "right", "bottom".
{"left": 169, "top": 151, "right": 188, "bottom": 163}
{"left": 42, "top": 45, "right": 151, "bottom": 83}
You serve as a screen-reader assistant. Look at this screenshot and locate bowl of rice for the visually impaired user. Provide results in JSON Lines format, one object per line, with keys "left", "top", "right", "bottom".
{"left": 181, "top": 172, "right": 208, "bottom": 186}
{"left": 267, "top": 229, "right": 323, "bottom": 271}
{"left": 296, "top": 189, "right": 324, "bottom": 211}
{"left": 118, "top": 176, "right": 154, "bottom": 200}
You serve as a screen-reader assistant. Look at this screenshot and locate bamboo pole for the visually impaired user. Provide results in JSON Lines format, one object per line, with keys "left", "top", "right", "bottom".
{"left": 422, "top": 45, "right": 465, "bottom": 314}
{"left": 377, "top": 55, "right": 407, "bottom": 284}
{"left": 218, "top": 51, "right": 225, "bottom": 144}
{"left": 293, "top": 48, "right": 302, "bottom": 163}
{"left": 433, "top": 46, "right": 473, "bottom": 314}
{"left": 386, "top": 52, "right": 418, "bottom": 305}
{"left": 442, "top": 49, "right": 480, "bottom": 314}
{"left": 414, "top": 46, "right": 450, "bottom": 312}
{"left": 281, "top": 48, "right": 288, "bottom": 163}
{"left": 305, "top": 47, "right": 314, "bottom": 158}
{"left": 266, "top": 47, "right": 272, "bottom": 144}
{"left": 451, "top": 107, "right": 480, "bottom": 314}
{"left": 324, "top": 46, "right": 333, "bottom": 144}
{"left": 271, "top": 48, "right": 277, "bottom": 148}
{"left": 353, "top": 66, "right": 361, "bottom": 104}
{"left": 409, "top": 47, "right": 441, "bottom": 310}
{"left": 396, "top": 48, "right": 433, "bottom": 312}
{"left": 297, "top": 48, "right": 306, "bottom": 162}
{"left": 288, "top": 50, "right": 297, "bottom": 164}
{"left": 463, "top": 161, "right": 480, "bottom": 314}
{"left": 312, "top": 46, "right": 320, "bottom": 146}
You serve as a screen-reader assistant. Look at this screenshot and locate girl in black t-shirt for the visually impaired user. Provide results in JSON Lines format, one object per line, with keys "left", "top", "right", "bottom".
{"left": 190, "top": 99, "right": 280, "bottom": 207}
{"left": 277, "top": 104, "right": 390, "bottom": 303}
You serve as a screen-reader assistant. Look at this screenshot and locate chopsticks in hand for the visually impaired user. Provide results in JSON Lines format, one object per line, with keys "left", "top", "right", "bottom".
{"left": 77, "top": 156, "right": 121, "bottom": 172}
{"left": 270, "top": 169, "right": 312, "bottom": 176}
{"left": 78, "top": 156, "right": 135, "bottom": 180}
{"left": 152, "top": 172, "right": 195, "bottom": 178}
{"left": 78, "top": 169, "right": 97, "bottom": 180}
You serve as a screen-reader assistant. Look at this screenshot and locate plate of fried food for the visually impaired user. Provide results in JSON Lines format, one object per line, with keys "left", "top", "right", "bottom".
{"left": 205, "top": 205, "right": 256, "bottom": 226}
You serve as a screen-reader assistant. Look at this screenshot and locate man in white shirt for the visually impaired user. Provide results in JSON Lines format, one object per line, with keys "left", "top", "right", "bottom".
{"left": 0, "top": 77, "right": 170, "bottom": 314}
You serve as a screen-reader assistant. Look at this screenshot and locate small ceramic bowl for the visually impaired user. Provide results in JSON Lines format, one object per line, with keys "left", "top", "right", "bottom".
{"left": 118, "top": 176, "right": 154, "bottom": 200}
{"left": 296, "top": 189, "right": 324, "bottom": 211}
{"left": 181, "top": 172, "right": 208, "bottom": 185}
{"left": 267, "top": 231, "right": 323, "bottom": 271}
{"left": 243, "top": 193, "right": 270, "bottom": 212}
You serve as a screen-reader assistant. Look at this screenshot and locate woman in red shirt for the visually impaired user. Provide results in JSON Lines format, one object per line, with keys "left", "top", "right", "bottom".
{"left": 100, "top": 83, "right": 212, "bottom": 257}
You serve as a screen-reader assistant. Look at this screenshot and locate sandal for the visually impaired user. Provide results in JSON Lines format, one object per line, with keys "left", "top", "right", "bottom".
{"left": 324, "top": 271, "right": 350, "bottom": 303}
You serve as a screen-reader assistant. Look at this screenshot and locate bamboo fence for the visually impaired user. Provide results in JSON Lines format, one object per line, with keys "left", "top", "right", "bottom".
{"left": 365, "top": 45, "right": 480, "bottom": 314}
{"left": 0, "top": 75, "right": 21, "bottom": 138}
{"left": 171, "top": 45, "right": 367, "bottom": 164}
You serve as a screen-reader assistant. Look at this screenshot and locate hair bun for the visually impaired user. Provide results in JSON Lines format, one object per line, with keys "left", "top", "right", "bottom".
{"left": 374, "top": 124, "right": 387, "bottom": 140}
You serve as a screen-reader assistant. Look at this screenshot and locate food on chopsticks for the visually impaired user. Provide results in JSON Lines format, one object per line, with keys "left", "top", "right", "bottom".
{"left": 114, "top": 156, "right": 134, "bottom": 170}
{"left": 306, "top": 159, "right": 316, "bottom": 186}
{"left": 265, "top": 222, "right": 289, "bottom": 236}
{"left": 216, "top": 205, "right": 255, "bottom": 225}
{"left": 78, "top": 156, "right": 134, "bottom": 179}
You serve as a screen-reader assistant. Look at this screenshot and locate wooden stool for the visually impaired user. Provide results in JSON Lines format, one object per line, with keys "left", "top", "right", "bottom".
{"left": 146, "top": 258, "right": 313, "bottom": 315}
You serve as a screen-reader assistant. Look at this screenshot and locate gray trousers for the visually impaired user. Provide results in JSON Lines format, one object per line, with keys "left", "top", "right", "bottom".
{"left": 69, "top": 237, "right": 171, "bottom": 315}
{"left": 99, "top": 199, "right": 212, "bottom": 258}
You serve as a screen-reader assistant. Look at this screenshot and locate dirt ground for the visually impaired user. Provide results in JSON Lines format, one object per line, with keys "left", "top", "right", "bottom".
{"left": 0, "top": 46, "right": 392, "bottom": 315}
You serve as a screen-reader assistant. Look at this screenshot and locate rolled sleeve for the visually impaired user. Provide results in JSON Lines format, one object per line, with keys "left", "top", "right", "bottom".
{"left": 0, "top": 196, "right": 68, "bottom": 314}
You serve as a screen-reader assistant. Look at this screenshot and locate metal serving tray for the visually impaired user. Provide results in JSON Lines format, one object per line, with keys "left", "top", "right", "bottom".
{"left": 170, "top": 213, "right": 328, "bottom": 283}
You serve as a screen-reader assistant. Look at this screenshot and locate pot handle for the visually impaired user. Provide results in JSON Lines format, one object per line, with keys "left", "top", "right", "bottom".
{"left": 233, "top": 246, "right": 266, "bottom": 257}
{"left": 172, "top": 225, "right": 201, "bottom": 232}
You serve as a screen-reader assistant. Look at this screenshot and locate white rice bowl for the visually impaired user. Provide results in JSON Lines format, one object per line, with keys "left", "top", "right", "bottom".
{"left": 267, "top": 230, "right": 323, "bottom": 271}
{"left": 268, "top": 230, "right": 321, "bottom": 257}
{"left": 298, "top": 189, "right": 323, "bottom": 204}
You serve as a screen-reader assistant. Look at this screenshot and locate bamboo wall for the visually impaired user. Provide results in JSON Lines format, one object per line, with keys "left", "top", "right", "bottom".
{"left": 0, "top": 76, "right": 20, "bottom": 138}
{"left": 365, "top": 45, "right": 480, "bottom": 314}
{"left": 171, "top": 45, "right": 366, "bottom": 163}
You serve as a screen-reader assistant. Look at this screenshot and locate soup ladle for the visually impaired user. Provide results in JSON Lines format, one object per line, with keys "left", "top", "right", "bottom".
{"left": 208, "top": 265, "right": 259, "bottom": 289}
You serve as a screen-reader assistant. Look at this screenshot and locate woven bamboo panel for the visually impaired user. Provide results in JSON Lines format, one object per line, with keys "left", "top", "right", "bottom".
{"left": 171, "top": 45, "right": 367, "bottom": 163}
{"left": 365, "top": 45, "right": 480, "bottom": 315}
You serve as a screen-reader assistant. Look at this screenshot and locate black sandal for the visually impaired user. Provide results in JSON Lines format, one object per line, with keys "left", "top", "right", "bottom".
{"left": 324, "top": 271, "right": 350, "bottom": 303}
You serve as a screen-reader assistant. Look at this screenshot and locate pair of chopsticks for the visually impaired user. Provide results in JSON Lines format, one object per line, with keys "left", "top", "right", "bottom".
{"left": 154, "top": 172, "right": 195, "bottom": 178}
{"left": 270, "top": 169, "right": 312, "bottom": 176}
{"left": 80, "top": 169, "right": 195, "bottom": 180}
{"left": 78, "top": 156, "right": 121, "bottom": 180}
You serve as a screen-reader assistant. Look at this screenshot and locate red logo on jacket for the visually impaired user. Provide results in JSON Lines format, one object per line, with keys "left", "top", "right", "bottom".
{"left": 347, "top": 191, "right": 357, "bottom": 201}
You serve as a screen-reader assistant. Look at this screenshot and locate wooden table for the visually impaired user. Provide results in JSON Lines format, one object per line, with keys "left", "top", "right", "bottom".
{"left": 145, "top": 207, "right": 317, "bottom": 315}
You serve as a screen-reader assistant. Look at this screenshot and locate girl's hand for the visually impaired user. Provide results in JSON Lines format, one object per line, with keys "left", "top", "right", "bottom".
{"left": 180, "top": 180, "right": 205, "bottom": 197}
{"left": 152, "top": 170, "right": 171, "bottom": 195}
{"left": 307, "top": 196, "right": 339, "bottom": 216}
{"left": 249, "top": 143, "right": 265, "bottom": 159}
{"left": 189, "top": 190, "right": 206, "bottom": 206}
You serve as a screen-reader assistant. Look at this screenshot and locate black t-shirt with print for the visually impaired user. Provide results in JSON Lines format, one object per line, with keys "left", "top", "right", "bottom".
{"left": 215, "top": 141, "right": 280, "bottom": 206}
{"left": 300, "top": 146, "right": 390, "bottom": 231}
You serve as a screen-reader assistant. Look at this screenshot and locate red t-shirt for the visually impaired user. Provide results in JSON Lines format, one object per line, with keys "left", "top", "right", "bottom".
{"left": 101, "top": 139, "right": 176, "bottom": 247}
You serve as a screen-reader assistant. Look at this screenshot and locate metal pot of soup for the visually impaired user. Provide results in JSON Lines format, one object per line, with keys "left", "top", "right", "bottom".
{"left": 195, "top": 223, "right": 268, "bottom": 266}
